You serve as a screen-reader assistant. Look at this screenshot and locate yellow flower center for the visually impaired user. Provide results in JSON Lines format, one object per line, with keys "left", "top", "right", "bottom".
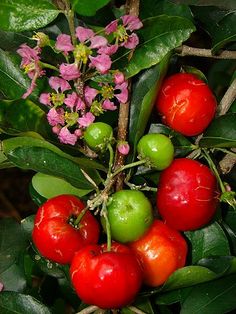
{"left": 116, "top": 25, "right": 129, "bottom": 43}
{"left": 101, "top": 85, "right": 114, "bottom": 99}
{"left": 73, "top": 43, "right": 92, "bottom": 64}
{"left": 51, "top": 93, "right": 65, "bottom": 107}
{"left": 65, "top": 111, "right": 79, "bottom": 126}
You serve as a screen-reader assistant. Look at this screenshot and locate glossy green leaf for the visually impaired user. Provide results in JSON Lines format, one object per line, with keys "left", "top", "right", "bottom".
{"left": 170, "top": 0, "right": 236, "bottom": 10}
{"left": 129, "top": 56, "right": 169, "bottom": 156}
{"left": 0, "top": 99, "right": 51, "bottom": 137}
{"left": 199, "top": 113, "right": 236, "bottom": 148}
{"left": 140, "top": 0, "right": 193, "bottom": 21}
{"left": 185, "top": 222, "right": 230, "bottom": 264}
{"left": 29, "top": 183, "right": 47, "bottom": 206}
{"left": 181, "top": 274, "right": 236, "bottom": 314}
{"left": 6, "top": 146, "right": 95, "bottom": 190}
{"left": 72, "top": 0, "right": 111, "bottom": 16}
{"left": 0, "top": 292, "right": 51, "bottom": 314}
{"left": 21, "top": 215, "right": 35, "bottom": 240}
{"left": 0, "top": 218, "right": 28, "bottom": 274}
{"left": 32, "top": 172, "right": 92, "bottom": 199}
{"left": 0, "top": 30, "right": 32, "bottom": 51}
{"left": 162, "top": 266, "right": 217, "bottom": 292}
{"left": 0, "top": 50, "right": 39, "bottom": 100}
{"left": 191, "top": 6, "right": 236, "bottom": 53}
{"left": 0, "top": 264, "right": 27, "bottom": 292}
{"left": 121, "top": 15, "right": 195, "bottom": 78}
{"left": 149, "top": 124, "right": 193, "bottom": 156}
{"left": 2, "top": 136, "right": 106, "bottom": 172}
{"left": 197, "top": 256, "right": 236, "bottom": 274}
{"left": 0, "top": 0, "right": 59, "bottom": 32}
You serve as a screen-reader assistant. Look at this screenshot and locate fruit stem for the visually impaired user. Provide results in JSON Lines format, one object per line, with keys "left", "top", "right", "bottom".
{"left": 202, "top": 149, "right": 226, "bottom": 193}
{"left": 74, "top": 206, "right": 89, "bottom": 226}
{"left": 111, "top": 159, "right": 147, "bottom": 179}
{"left": 101, "top": 202, "right": 112, "bottom": 252}
{"left": 107, "top": 143, "right": 114, "bottom": 179}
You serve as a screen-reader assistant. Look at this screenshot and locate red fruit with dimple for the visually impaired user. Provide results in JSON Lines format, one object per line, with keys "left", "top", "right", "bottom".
{"left": 156, "top": 158, "right": 219, "bottom": 231}
{"left": 32, "top": 194, "right": 100, "bottom": 264}
{"left": 70, "top": 242, "right": 143, "bottom": 309}
{"left": 156, "top": 73, "right": 217, "bottom": 136}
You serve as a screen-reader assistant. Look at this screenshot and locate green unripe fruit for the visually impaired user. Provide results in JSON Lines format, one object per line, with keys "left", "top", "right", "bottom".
{"left": 137, "top": 133, "right": 174, "bottom": 170}
{"left": 102, "top": 190, "right": 153, "bottom": 243}
{"left": 84, "top": 122, "right": 113, "bottom": 151}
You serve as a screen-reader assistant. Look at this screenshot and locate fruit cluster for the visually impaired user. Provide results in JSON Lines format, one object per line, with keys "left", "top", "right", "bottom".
{"left": 32, "top": 73, "right": 219, "bottom": 310}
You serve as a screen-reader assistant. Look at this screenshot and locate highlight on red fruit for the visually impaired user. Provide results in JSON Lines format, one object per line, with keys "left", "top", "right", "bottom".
{"left": 156, "top": 73, "right": 217, "bottom": 136}
{"left": 70, "top": 242, "right": 143, "bottom": 309}
{"left": 129, "top": 219, "right": 188, "bottom": 287}
{"left": 32, "top": 194, "right": 100, "bottom": 264}
{"left": 156, "top": 158, "right": 219, "bottom": 231}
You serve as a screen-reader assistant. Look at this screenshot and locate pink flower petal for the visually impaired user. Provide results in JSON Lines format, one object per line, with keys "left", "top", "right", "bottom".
{"left": 102, "top": 99, "right": 117, "bottom": 111}
{"left": 89, "top": 54, "right": 112, "bottom": 74}
{"left": 84, "top": 86, "right": 98, "bottom": 105}
{"left": 115, "top": 81, "right": 128, "bottom": 103}
{"left": 17, "top": 44, "right": 40, "bottom": 66}
{"left": 97, "top": 44, "right": 118, "bottom": 55}
{"left": 76, "top": 97, "right": 86, "bottom": 111}
{"left": 76, "top": 26, "right": 94, "bottom": 42}
{"left": 47, "top": 107, "right": 65, "bottom": 126}
{"left": 49, "top": 76, "right": 71, "bottom": 92}
{"left": 123, "top": 33, "right": 139, "bottom": 49}
{"left": 114, "top": 71, "right": 125, "bottom": 84}
{"left": 121, "top": 15, "right": 143, "bottom": 31}
{"left": 39, "top": 93, "right": 51, "bottom": 106}
{"left": 59, "top": 63, "right": 81, "bottom": 81}
{"left": 90, "top": 35, "right": 108, "bottom": 49}
{"left": 55, "top": 34, "right": 74, "bottom": 53}
{"left": 58, "top": 127, "right": 77, "bottom": 145}
{"left": 64, "top": 92, "right": 78, "bottom": 109}
{"left": 52, "top": 125, "right": 61, "bottom": 135}
{"left": 117, "top": 142, "right": 130, "bottom": 155}
{"left": 105, "top": 20, "right": 118, "bottom": 34}
{"left": 74, "top": 128, "right": 83, "bottom": 137}
{"left": 0, "top": 282, "right": 4, "bottom": 292}
{"left": 78, "top": 112, "right": 95, "bottom": 127}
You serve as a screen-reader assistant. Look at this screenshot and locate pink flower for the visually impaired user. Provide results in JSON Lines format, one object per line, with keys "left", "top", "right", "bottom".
{"left": 0, "top": 282, "right": 4, "bottom": 292}
{"left": 76, "top": 26, "right": 94, "bottom": 43}
{"left": 76, "top": 97, "right": 86, "bottom": 111}
{"left": 17, "top": 44, "right": 40, "bottom": 67}
{"left": 47, "top": 108, "right": 65, "bottom": 126}
{"left": 49, "top": 76, "right": 71, "bottom": 92}
{"left": 121, "top": 15, "right": 143, "bottom": 31}
{"left": 78, "top": 112, "right": 95, "bottom": 127}
{"left": 52, "top": 125, "right": 61, "bottom": 135}
{"left": 74, "top": 128, "right": 83, "bottom": 137}
{"left": 90, "top": 36, "right": 108, "bottom": 49}
{"left": 64, "top": 92, "right": 78, "bottom": 109}
{"left": 39, "top": 93, "right": 51, "bottom": 106}
{"left": 117, "top": 141, "right": 130, "bottom": 155}
{"left": 58, "top": 127, "right": 77, "bottom": 145}
{"left": 122, "top": 32, "right": 139, "bottom": 49}
{"left": 59, "top": 63, "right": 81, "bottom": 81}
{"left": 102, "top": 99, "right": 117, "bottom": 111}
{"left": 89, "top": 54, "right": 111, "bottom": 74}
{"left": 98, "top": 44, "right": 118, "bottom": 55}
{"left": 115, "top": 81, "right": 128, "bottom": 103}
{"left": 22, "top": 79, "right": 37, "bottom": 99}
{"left": 114, "top": 71, "right": 125, "bottom": 84}
{"left": 84, "top": 86, "right": 98, "bottom": 105}
{"left": 55, "top": 34, "right": 74, "bottom": 54}
{"left": 105, "top": 20, "right": 118, "bottom": 34}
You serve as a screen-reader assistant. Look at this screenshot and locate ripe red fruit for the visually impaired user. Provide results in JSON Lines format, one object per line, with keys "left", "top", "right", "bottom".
{"left": 129, "top": 220, "right": 187, "bottom": 287}
{"left": 32, "top": 194, "right": 100, "bottom": 264}
{"left": 156, "top": 73, "right": 217, "bottom": 136}
{"left": 156, "top": 158, "right": 219, "bottom": 231}
{"left": 70, "top": 242, "right": 142, "bottom": 309}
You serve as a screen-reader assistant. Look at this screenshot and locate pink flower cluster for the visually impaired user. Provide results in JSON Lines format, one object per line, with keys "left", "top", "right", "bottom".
{"left": 17, "top": 15, "right": 143, "bottom": 146}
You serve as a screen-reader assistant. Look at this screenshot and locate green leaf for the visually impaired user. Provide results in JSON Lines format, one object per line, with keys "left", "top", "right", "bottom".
{"left": 0, "top": 264, "right": 27, "bottom": 292}
{"left": 191, "top": 6, "right": 236, "bottom": 53}
{"left": 72, "top": 0, "right": 111, "bottom": 16}
{"left": 0, "top": 99, "right": 51, "bottom": 137}
{"left": 6, "top": 146, "right": 96, "bottom": 190}
{"left": 0, "top": 50, "right": 39, "bottom": 101}
{"left": 21, "top": 215, "right": 35, "bottom": 240}
{"left": 2, "top": 136, "right": 106, "bottom": 172}
{"left": 180, "top": 274, "right": 236, "bottom": 314}
{"left": 129, "top": 56, "right": 169, "bottom": 155}
{"left": 32, "top": 172, "right": 92, "bottom": 199}
{"left": 0, "top": 30, "right": 32, "bottom": 51}
{"left": 0, "top": 0, "right": 59, "bottom": 32}
{"left": 0, "top": 292, "right": 52, "bottom": 314}
{"left": 121, "top": 15, "right": 195, "bottom": 78}
{"left": 197, "top": 256, "right": 236, "bottom": 274}
{"left": 149, "top": 124, "right": 193, "bottom": 156}
{"left": 161, "top": 266, "right": 217, "bottom": 292}
{"left": 185, "top": 222, "right": 230, "bottom": 264}
{"left": 140, "top": 0, "right": 193, "bottom": 21}
{"left": 170, "top": 0, "right": 236, "bottom": 10}
{"left": 199, "top": 113, "right": 236, "bottom": 148}
{"left": 0, "top": 218, "right": 28, "bottom": 274}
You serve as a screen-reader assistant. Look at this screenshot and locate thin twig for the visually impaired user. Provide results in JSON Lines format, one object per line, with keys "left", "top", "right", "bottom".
{"left": 217, "top": 78, "right": 236, "bottom": 116}
{"left": 176, "top": 45, "right": 236, "bottom": 59}
{"left": 128, "top": 306, "right": 147, "bottom": 314}
{"left": 76, "top": 305, "right": 99, "bottom": 314}
{"left": 63, "top": 0, "right": 77, "bottom": 46}
{"left": 114, "top": 0, "right": 140, "bottom": 191}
